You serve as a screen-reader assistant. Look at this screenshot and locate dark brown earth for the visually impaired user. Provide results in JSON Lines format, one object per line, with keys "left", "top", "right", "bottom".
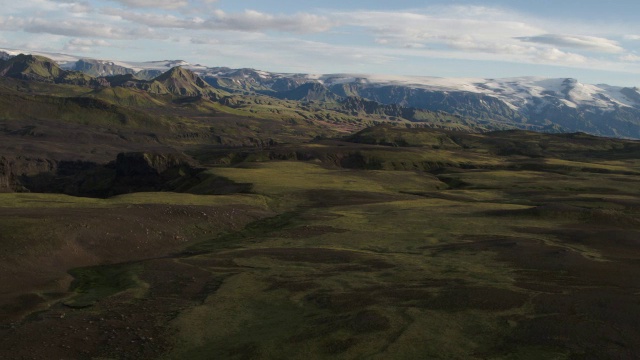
{"left": 0, "top": 204, "right": 271, "bottom": 323}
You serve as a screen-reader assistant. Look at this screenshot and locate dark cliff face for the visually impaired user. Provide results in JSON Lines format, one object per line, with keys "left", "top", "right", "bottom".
{"left": 271, "top": 78, "right": 307, "bottom": 92}
{"left": 114, "top": 152, "right": 193, "bottom": 189}
{"left": 350, "top": 85, "right": 522, "bottom": 121}
{"left": 0, "top": 156, "right": 57, "bottom": 193}
{"left": 8, "top": 152, "right": 200, "bottom": 197}
{"left": 71, "top": 59, "right": 137, "bottom": 77}
{"left": 339, "top": 96, "right": 406, "bottom": 117}
{"left": 115, "top": 152, "right": 182, "bottom": 176}
{"left": 0, "top": 157, "right": 15, "bottom": 192}
{"left": 8, "top": 152, "right": 250, "bottom": 198}
{"left": 272, "top": 83, "right": 340, "bottom": 102}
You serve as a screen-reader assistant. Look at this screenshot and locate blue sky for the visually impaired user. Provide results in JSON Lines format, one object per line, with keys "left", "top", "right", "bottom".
{"left": 2, "top": 0, "right": 640, "bottom": 86}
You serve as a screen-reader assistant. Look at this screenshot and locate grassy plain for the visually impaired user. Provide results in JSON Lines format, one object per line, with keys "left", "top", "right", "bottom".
{"left": 2, "top": 122, "right": 640, "bottom": 359}
{"left": 2, "top": 57, "right": 640, "bottom": 358}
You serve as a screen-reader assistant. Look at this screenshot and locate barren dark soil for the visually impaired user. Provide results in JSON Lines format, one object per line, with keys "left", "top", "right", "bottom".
{"left": 0, "top": 203, "right": 271, "bottom": 323}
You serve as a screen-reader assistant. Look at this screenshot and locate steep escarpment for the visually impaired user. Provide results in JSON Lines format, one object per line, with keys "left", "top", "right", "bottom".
{"left": 0, "top": 157, "right": 18, "bottom": 192}
{"left": 272, "top": 83, "right": 340, "bottom": 102}
{"left": 68, "top": 59, "right": 137, "bottom": 77}
{"left": 13, "top": 152, "right": 250, "bottom": 198}
{"left": 111, "top": 152, "right": 198, "bottom": 194}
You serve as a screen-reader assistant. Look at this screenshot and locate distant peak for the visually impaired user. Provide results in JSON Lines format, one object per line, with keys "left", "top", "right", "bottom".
{"left": 148, "top": 66, "right": 216, "bottom": 97}
{"left": 12, "top": 53, "right": 51, "bottom": 63}
{"left": 155, "top": 66, "right": 197, "bottom": 80}
{"left": 0, "top": 53, "right": 62, "bottom": 76}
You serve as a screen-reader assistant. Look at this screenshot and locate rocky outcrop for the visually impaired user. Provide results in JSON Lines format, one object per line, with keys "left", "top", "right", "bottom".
{"left": 0, "top": 156, "right": 56, "bottom": 192}
{"left": 20, "top": 152, "right": 199, "bottom": 197}
{"left": 0, "top": 156, "right": 16, "bottom": 192}
{"left": 112, "top": 152, "right": 195, "bottom": 192}
{"left": 13, "top": 152, "right": 249, "bottom": 197}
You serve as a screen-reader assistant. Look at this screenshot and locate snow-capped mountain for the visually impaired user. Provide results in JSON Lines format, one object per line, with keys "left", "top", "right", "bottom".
{"left": 202, "top": 70, "right": 640, "bottom": 138}
{"left": 206, "top": 71, "right": 640, "bottom": 113}
{"left": 316, "top": 75, "right": 638, "bottom": 111}
{"left": 2, "top": 47, "right": 640, "bottom": 138}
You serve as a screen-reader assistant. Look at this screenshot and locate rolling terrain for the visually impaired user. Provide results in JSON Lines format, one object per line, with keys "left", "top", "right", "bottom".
{"left": 1, "top": 51, "right": 640, "bottom": 359}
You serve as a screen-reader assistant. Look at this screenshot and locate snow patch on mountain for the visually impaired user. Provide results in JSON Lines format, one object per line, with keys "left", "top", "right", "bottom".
{"left": 0, "top": 48, "right": 79, "bottom": 66}
{"left": 3, "top": 47, "right": 638, "bottom": 114}
{"left": 295, "top": 74, "right": 637, "bottom": 112}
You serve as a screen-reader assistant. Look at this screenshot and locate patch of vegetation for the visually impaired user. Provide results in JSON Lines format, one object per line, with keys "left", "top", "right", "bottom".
{"left": 65, "top": 264, "right": 143, "bottom": 308}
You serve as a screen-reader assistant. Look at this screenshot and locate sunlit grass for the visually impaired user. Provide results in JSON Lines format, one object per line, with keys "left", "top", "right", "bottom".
{"left": 0, "top": 192, "right": 269, "bottom": 209}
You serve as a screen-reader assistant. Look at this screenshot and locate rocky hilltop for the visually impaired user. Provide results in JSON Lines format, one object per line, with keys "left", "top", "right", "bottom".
{"left": 0, "top": 54, "right": 99, "bottom": 86}
{"left": 0, "top": 54, "right": 224, "bottom": 99}
{"left": 147, "top": 66, "right": 221, "bottom": 98}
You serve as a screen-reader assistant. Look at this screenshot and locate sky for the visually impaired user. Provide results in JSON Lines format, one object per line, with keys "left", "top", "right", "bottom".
{"left": 2, "top": 0, "right": 640, "bottom": 86}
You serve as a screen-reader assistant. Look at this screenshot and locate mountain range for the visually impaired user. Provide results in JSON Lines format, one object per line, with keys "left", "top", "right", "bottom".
{"left": 2, "top": 47, "right": 640, "bottom": 138}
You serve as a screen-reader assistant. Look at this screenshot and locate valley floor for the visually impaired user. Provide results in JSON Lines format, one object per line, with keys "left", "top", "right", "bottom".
{"left": 2, "top": 155, "right": 640, "bottom": 359}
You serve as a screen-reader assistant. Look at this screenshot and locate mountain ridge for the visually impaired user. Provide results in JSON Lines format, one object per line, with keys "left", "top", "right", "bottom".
{"left": 0, "top": 54, "right": 97, "bottom": 86}
{"left": 0, "top": 53, "right": 225, "bottom": 99}
{"left": 2, "top": 47, "right": 640, "bottom": 138}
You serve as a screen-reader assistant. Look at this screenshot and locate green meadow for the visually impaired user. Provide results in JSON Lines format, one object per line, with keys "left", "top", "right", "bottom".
{"left": 2, "top": 86, "right": 640, "bottom": 359}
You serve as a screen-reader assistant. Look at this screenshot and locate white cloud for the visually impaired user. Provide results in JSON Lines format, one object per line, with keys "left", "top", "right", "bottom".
{"left": 23, "top": 18, "right": 159, "bottom": 39}
{"left": 5, "top": 0, "right": 60, "bottom": 12}
{"left": 337, "top": 8, "right": 544, "bottom": 52}
{"left": 343, "top": 8, "right": 542, "bottom": 37}
{"left": 0, "top": 16, "right": 26, "bottom": 30}
{"left": 517, "top": 34, "right": 623, "bottom": 53}
{"left": 109, "top": 0, "right": 188, "bottom": 9}
{"left": 624, "top": 35, "right": 640, "bottom": 41}
{"left": 536, "top": 48, "right": 587, "bottom": 63}
{"left": 184, "top": 34, "right": 398, "bottom": 73}
{"left": 64, "top": 38, "right": 111, "bottom": 52}
{"left": 69, "top": 2, "right": 92, "bottom": 14}
{"left": 102, "top": 8, "right": 334, "bottom": 34}
{"left": 620, "top": 54, "right": 640, "bottom": 62}
{"left": 101, "top": 8, "right": 204, "bottom": 28}
{"left": 50, "top": 0, "right": 92, "bottom": 13}
{"left": 5, "top": 33, "right": 68, "bottom": 53}
{"left": 190, "top": 37, "right": 220, "bottom": 45}
{"left": 331, "top": 6, "right": 637, "bottom": 71}
{"left": 68, "top": 38, "right": 111, "bottom": 46}
{"left": 204, "top": 10, "right": 335, "bottom": 33}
